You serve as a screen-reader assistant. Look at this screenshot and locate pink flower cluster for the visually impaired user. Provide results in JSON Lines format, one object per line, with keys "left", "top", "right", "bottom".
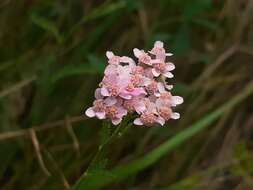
{"left": 85, "top": 41, "right": 183, "bottom": 126}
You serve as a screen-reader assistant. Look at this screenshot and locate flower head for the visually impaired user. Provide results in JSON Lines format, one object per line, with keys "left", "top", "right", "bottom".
{"left": 85, "top": 41, "right": 183, "bottom": 126}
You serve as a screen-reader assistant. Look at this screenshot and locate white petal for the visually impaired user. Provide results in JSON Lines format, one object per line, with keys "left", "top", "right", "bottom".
{"left": 96, "top": 112, "right": 106, "bottom": 119}
{"left": 133, "top": 48, "right": 142, "bottom": 58}
{"left": 112, "top": 118, "right": 122, "bottom": 125}
{"left": 85, "top": 108, "right": 95, "bottom": 117}
{"left": 152, "top": 68, "right": 160, "bottom": 77}
{"left": 134, "top": 118, "right": 143, "bottom": 125}
{"left": 154, "top": 92, "right": 161, "bottom": 97}
{"left": 154, "top": 41, "right": 164, "bottom": 48}
{"left": 166, "top": 53, "right": 173, "bottom": 56}
{"left": 104, "top": 97, "right": 117, "bottom": 106}
{"left": 171, "top": 112, "right": 180, "bottom": 119}
{"left": 106, "top": 51, "right": 114, "bottom": 59}
{"left": 163, "top": 72, "right": 174, "bottom": 78}
{"left": 101, "top": 87, "right": 110, "bottom": 96}
{"left": 165, "top": 84, "right": 173, "bottom": 90}
{"left": 171, "top": 96, "right": 184, "bottom": 105}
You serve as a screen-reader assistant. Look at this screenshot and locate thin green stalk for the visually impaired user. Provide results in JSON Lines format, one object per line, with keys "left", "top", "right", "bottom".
{"left": 78, "top": 117, "right": 131, "bottom": 177}
{"left": 85, "top": 121, "right": 121, "bottom": 173}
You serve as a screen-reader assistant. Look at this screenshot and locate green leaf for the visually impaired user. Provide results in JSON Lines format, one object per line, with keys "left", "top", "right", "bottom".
{"left": 159, "top": 175, "right": 201, "bottom": 190}
{"left": 73, "top": 82, "right": 253, "bottom": 190}
{"left": 77, "top": 170, "right": 117, "bottom": 189}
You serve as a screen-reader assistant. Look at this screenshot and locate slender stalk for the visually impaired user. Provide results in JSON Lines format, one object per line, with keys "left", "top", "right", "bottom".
{"left": 85, "top": 118, "right": 130, "bottom": 173}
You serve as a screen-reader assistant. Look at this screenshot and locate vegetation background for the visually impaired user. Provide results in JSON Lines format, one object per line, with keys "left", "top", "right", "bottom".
{"left": 0, "top": 0, "right": 253, "bottom": 189}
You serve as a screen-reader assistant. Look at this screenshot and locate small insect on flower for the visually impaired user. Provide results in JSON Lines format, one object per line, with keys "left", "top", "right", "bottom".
{"left": 85, "top": 41, "right": 183, "bottom": 126}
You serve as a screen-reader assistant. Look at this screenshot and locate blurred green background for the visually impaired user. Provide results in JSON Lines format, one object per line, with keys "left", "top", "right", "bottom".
{"left": 0, "top": 0, "right": 253, "bottom": 189}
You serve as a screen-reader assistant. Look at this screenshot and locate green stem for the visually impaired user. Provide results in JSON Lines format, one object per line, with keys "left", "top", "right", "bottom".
{"left": 85, "top": 118, "right": 130, "bottom": 173}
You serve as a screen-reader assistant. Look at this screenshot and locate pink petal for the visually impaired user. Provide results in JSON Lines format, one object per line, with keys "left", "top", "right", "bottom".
{"left": 135, "top": 104, "right": 146, "bottom": 114}
{"left": 95, "top": 88, "right": 103, "bottom": 99}
{"left": 157, "top": 82, "right": 165, "bottom": 92}
{"left": 104, "top": 64, "right": 117, "bottom": 75}
{"left": 144, "top": 68, "right": 154, "bottom": 78}
{"left": 154, "top": 41, "right": 164, "bottom": 48}
{"left": 156, "top": 117, "right": 165, "bottom": 126}
{"left": 171, "top": 96, "right": 184, "bottom": 105}
{"left": 171, "top": 112, "right": 180, "bottom": 119}
{"left": 148, "top": 102, "right": 158, "bottom": 114}
{"left": 85, "top": 108, "right": 95, "bottom": 117}
{"left": 166, "top": 63, "right": 175, "bottom": 71}
{"left": 112, "top": 118, "right": 122, "bottom": 125}
{"left": 104, "top": 97, "right": 117, "bottom": 106}
{"left": 133, "top": 48, "right": 142, "bottom": 58}
{"left": 96, "top": 112, "right": 106, "bottom": 119}
{"left": 116, "top": 107, "right": 127, "bottom": 117}
{"left": 134, "top": 118, "right": 143, "bottom": 125}
{"left": 121, "top": 56, "right": 133, "bottom": 63}
{"left": 119, "top": 93, "right": 132, "bottom": 100}
{"left": 106, "top": 51, "right": 114, "bottom": 59}
{"left": 163, "top": 72, "right": 174, "bottom": 78}
{"left": 156, "top": 54, "right": 166, "bottom": 62}
{"left": 101, "top": 87, "right": 110, "bottom": 96}
{"left": 152, "top": 68, "right": 160, "bottom": 77}
{"left": 130, "top": 88, "right": 147, "bottom": 96}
